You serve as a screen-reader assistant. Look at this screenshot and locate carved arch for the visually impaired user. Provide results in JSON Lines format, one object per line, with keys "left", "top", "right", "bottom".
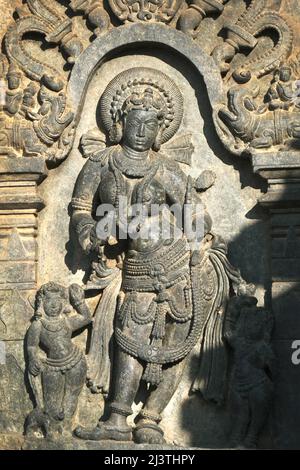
{"left": 68, "top": 23, "right": 226, "bottom": 149}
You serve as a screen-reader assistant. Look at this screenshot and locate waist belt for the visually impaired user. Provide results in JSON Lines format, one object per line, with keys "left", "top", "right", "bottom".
{"left": 45, "top": 346, "right": 83, "bottom": 373}
{"left": 122, "top": 239, "right": 190, "bottom": 292}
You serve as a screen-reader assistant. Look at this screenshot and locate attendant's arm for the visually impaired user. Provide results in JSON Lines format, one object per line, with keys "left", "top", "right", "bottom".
{"left": 68, "top": 284, "right": 92, "bottom": 332}
{"left": 27, "top": 320, "right": 42, "bottom": 376}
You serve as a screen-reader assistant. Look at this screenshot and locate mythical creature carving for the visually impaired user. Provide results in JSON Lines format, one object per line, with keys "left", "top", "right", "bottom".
{"left": 108, "top": 0, "right": 183, "bottom": 24}
{"left": 5, "top": 0, "right": 83, "bottom": 74}
{"left": 0, "top": 50, "right": 74, "bottom": 162}
{"left": 224, "top": 290, "right": 275, "bottom": 449}
{"left": 219, "top": 66, "right": 300, "bottom": 152}
{"left": 25, "top": 282, "right": 92, "bottom": 439}
{"left": 212, "top": 0, "right": 293, "bottom": 83}
{"left": 178, "top": 0, "right": 227, "bottom": 37}
{"left": 69, "top": 67, "right": 258, "bottom": 444}
{"left": 0, "top": 1, "right": 79, "bottom": 162}
{"left": 1, "top": 1, "right": 298, "bottom": 161}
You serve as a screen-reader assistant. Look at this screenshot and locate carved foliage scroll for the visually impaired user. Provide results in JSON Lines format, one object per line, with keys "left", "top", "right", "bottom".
{"left": 0, "top": 0, "right": 300, "bottom": 164}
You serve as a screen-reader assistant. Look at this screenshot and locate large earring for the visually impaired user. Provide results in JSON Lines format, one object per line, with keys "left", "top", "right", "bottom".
{"left": 109, "top": 122, "right": 123, "bottom": 144}
{"left": 153, "top": 128, "right": 163, "bottom": 151}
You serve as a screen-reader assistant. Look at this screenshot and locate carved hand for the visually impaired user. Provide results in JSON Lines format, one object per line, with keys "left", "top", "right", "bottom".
{"left": 29, "top": 358, "right": 42, "bottom": 376}
{"left": 69, "top": 283, "right": 85, "bottom": 306}
{"left": 77, "top": 223, "right": 94, "bottom": 252}
{"left": 79, "top": 223, "right": 105, "bottom": 253}
{"left": 89, "top": 224, "right": 106, "bottom": 250}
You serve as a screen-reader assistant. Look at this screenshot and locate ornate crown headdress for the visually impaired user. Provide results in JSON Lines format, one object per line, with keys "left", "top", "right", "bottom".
{"left": 99, "top": 67, "right": 183, "bottom": 146}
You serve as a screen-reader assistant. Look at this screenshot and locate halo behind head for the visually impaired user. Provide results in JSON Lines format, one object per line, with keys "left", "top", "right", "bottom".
{"left": 99, "top": 67, "right": 183, "bottom": 145}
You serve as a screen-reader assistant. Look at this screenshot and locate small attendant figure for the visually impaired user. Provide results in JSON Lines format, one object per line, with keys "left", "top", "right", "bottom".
{"left": 225, "top": 294, "right": 275, "bottom": 449}
{"left": 25, "top": 282, "right": 92, "bottom": 439}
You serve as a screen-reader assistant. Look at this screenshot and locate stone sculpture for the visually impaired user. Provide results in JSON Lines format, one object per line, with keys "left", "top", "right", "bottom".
{"left": 0, "top": 0, "right": 296, "bottom": 158}
{"left": 25, "top": 282, "right": 92, "bottom": 439}
{"left": 224, "top": 290, "right": 275, "bottom": 448}
{"left": 2, "top": 0, "right": 299, "bottom": 450}
{"left": 70, "top": 66, "right": 256, "bottom": 444}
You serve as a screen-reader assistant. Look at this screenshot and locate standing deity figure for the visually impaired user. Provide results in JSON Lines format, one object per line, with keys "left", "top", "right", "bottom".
{"left": 224, "top": 292, "right": 275, "bottom": 449}
{"left": 71, "top": 67, "right": 253, "bottom": 444}
{"left": 4, "top": 62, "right": 23, "bottom": 117}
{"left": 25, "top": 282, "right": 92, "bottom": 439}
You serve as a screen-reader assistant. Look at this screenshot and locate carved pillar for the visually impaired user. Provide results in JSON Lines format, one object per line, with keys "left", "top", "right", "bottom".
{"left": 0, "top": 156, "right": 46, "bottom": 336}
{"left": 0, "top": 156, "right": 46, "bottom": 434}
{"left": 252, "top": 152, "right": 300, "bottom": 449}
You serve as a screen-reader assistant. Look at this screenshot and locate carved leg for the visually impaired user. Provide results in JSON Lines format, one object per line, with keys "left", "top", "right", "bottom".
{"left": 134, "top": 358, "right": 188, "bottom": 444}
{"left": 134, "top": 321, "right": 190, "bottom": 444}
{"left": 250, "top": 133, "right": 274, "bottom": 149}
{"left": 42, "top": 368, "right": 65, "bottom": 418}
{"left": 74, "top": 348, "right": 143, "bottom": 441}
{"left": 61, "top": 357, "right": 87, "bottom": 435}
{"left": 108, "top": 347, "right": 144, "bottom": 424}
{"left": 244, "top": 381, "right": 273, "bottom": 449}
{"left": 41, "top": 367, "right": 65, "bottom": 438}
{"left": 230, "top": 389, "right": 249, "bottom": 448}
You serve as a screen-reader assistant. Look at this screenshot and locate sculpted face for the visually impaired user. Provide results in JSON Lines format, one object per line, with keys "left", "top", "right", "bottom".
{"left": 43, "top": 292, "right": 63, "bottom": 317}
{"left": 123, "top": 109, "right": 159, "bottom": 152}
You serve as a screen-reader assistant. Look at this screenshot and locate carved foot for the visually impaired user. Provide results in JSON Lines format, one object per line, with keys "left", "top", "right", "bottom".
{"left": 74, "top": 423, "right": 132, "bottom": 441}
{"left": 134, "top": 422, "right": 165, "bottom": 445}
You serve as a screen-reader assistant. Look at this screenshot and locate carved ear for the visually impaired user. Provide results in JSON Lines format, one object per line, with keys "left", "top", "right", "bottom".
{"left": 109, "top": 122, "right": 122, "bottom": 143}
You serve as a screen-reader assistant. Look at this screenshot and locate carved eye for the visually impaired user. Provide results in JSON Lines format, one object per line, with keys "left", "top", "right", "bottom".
{"left": 145, "top": 121, "right": 157, "bottom": 129}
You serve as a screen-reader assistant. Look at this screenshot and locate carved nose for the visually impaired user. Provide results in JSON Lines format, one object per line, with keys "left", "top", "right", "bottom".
{"left": 137, "top": 123, "right": 145, "bottom": 137}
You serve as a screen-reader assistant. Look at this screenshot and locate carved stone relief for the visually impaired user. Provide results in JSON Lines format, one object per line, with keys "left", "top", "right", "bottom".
{"left": 0, "top": 0, "right": 299, "bottom": 450}
{"left": 0, "top": 0, "right": 298, "bottom": 164}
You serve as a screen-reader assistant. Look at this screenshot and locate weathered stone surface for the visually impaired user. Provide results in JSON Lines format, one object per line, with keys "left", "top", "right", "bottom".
{"left": 0, "top": 352, "right": 31, "bottom": 434}
{"left": 0, "top": 433, "right": 24, "bottom": 450}
{"left": 22, "top": 437, "right": 193, "bottom": 450}
{"left": 0, "top": 0, "right": 300, "bottom": 451}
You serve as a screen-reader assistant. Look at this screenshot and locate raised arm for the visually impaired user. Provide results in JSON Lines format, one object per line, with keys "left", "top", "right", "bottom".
{"left": 68, "top": 284, "right": 92, "bottom": 332}
{"left": 160, "top": 158, "right": 188, "bottom": 207}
